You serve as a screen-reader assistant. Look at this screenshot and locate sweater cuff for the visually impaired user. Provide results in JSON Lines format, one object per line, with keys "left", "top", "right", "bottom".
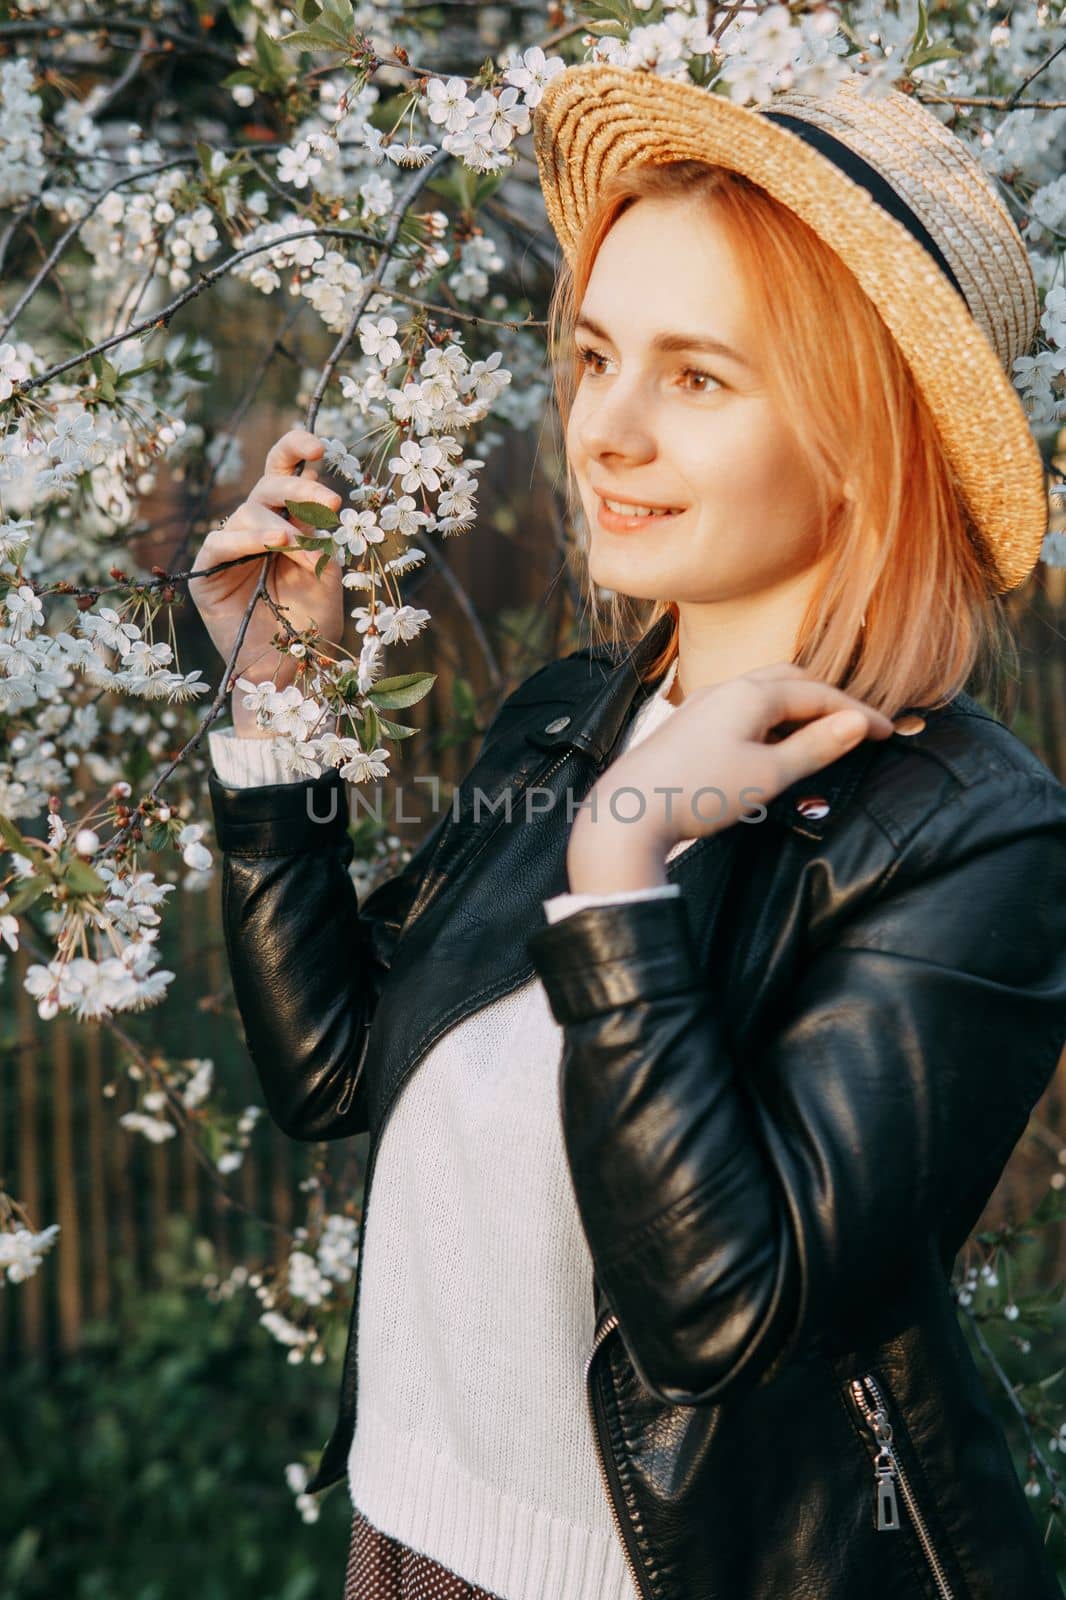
{"left": 207, "top": 725, "right": 303, "bottom": 788}
{"left": 542, "top": 883, "right": 681, "bottom": 924}
{"left": 528, "top": 892, "right": 700, "bottom": 1024}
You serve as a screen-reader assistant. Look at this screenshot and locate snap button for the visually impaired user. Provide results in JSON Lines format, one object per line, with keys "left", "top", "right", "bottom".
{"left": 544, "top": 716, "right": 571, "bottom": 734}
{"left": 795, "top": 795, "right": 831, "bottom": 820}
{"left": 892, "top": 712, "right": 926, "bottom": 737}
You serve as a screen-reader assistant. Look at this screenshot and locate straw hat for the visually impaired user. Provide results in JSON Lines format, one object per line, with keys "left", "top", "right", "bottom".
{"left": 531, "top": 64, "right": 1048, "bottom": 594}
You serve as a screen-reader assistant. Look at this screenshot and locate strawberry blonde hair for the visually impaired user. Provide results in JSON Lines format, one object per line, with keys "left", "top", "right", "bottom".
{"left": 546, "top": 159, "right": 1018, "bottom": 719}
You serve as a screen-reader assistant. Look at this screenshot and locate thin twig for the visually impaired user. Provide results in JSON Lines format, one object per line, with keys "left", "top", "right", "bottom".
{"left": 306, "top": 147, "right": 452, "bottom": 429}
{"left": 15, "top": 225, "right": 388, "bottom": 392}
{"left": 0, "top": 14, "right": 240, "bottom": 68}
{"left": 1006, "top": 36, "right": 1066, "bottom": 110}
{"left": 960, "top": 1298, "right": 1064, "bottom": 1499}
{"left": 384, "top": 285, "right": 546, "bottom": 333}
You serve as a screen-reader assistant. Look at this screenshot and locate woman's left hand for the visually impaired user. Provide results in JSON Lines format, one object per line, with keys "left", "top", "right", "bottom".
{"left": 567, "top": 660, "right": 897, "bottom": 893}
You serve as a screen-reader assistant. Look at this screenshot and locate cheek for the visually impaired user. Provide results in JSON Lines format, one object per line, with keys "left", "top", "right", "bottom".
{"left": 687, "top": 414, "right": 786, "bottom": 508}
{"left": 565, "top": 396, "right": 589, "bottom": 465}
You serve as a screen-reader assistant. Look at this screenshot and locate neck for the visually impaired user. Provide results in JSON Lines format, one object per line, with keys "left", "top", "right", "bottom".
{"left": 665, "top": 573, "right": 821, "bottom": 705}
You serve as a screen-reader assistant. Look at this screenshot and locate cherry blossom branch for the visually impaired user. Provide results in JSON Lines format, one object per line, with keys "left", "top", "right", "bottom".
{"left": 915, "top": 89, "right": 1066, "bottom": 111}
{"left": 384, "top": 285, "right": 547, "bottom": 334}
{"left": 1005, "top": 36, "right": 1066, "bottom": 109}
{"left": 305, "top": 147, "right": 452, "bottom": 429}
{"left": 0, "top": 15, "right": 241, "bottom": 68}
{"left": 958, "top": 1295, "right": 1064, "bottom": 1503}
{"left": 13, "top": 225, "right": 390, "bottom": 393}
{"left": 0, "top": 152, "right": 227, "bottom": 343}
{"left": 92, "top": 152, "right": 457, "bottom": 852}
{"left": 14, "top": 921, "right": 296, "bottom": 1240}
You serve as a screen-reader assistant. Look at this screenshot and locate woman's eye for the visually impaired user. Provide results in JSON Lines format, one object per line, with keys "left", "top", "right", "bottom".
{"left": 576, "top": 344, "right": 609, "bottom": 376}
{"left": 680, "top": 367, "right": 720, "bottom": 394}
{"left": 575, "top": 345, "right": 720, "bottom": 394}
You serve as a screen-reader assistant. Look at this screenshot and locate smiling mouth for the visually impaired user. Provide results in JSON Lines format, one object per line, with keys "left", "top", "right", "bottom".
{"left": 598, "top": 496, "right": 684, "bottom": 519}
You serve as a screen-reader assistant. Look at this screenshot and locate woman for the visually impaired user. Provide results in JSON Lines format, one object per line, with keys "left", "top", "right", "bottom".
{"left": 191, "top": 66, "right": 1066, "bottom": 1600}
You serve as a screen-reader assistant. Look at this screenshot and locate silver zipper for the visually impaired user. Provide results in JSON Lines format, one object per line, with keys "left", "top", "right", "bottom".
{"left": 401, "top": 744, "right": 576, "bottom": 931}
{"left": 849, "top": 1372, "right": 956, "bottom": 1600}
{"left": 585, "top": 1310, "right": 652, "bottom": 1600}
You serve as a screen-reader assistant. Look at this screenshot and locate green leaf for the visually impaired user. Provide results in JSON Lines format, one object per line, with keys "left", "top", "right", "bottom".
{"left": 451, "top": 677, "right": 477, "bottom": 720}
{"left": 201, "top": 1122, "right": 224, "bottom": 1164}
{"left": 64, "top": 858, "right": 109, "bottom": 896}
{"left": 89, "top": 352, "right": 119, "bottom": 404}
{"left": 907, "top": 43, "right": 963, "bottom": 69}
{"left": 279, "top": 23, "right": 349, "bottom": 51}
{"left": 364, "top": 671, "right": 436, "bottom": 710}
{"left": 1024, "top": 1185, "right": 1066, "bottom": 1228}
{"left": 359, "top": 703, "right": 382, "bottom": 750}
{"left": 0, "top": 811, "right": 32, "bottom": 857}
{"left": 4, "top": 876, "right": 48, "bottom": 915}
{"left": 285, "top": 499, "right": 340, "bottom": 531}
{"left": 375, "top": 714, "right": 417, "bottom": 739}
{"left": 254, "top": 24, "right": 286, "bottom": 75}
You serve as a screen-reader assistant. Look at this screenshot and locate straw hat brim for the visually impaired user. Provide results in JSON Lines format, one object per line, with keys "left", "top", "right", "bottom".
{"left": 532, "top": 65, "right": 1047, "bottom": 594}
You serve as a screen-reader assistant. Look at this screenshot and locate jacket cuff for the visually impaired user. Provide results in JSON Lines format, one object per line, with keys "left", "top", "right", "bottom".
{"left": 527, "top": 892, "right": 701, "bottom": 1024}
{"left": 208, "top": 765, "right": 350, "bottom": 855}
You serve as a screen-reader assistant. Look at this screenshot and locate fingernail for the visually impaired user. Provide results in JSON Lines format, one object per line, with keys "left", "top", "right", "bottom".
{"left": 830, "top": 710, "right": 867, "bottom": 740}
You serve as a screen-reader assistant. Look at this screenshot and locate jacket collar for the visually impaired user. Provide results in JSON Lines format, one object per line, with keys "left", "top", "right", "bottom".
{"left": 523, "top": 610, "right": 676, "bottom": 767}
{"left": 521, "top": 611, "right": 943, "bottom": 843}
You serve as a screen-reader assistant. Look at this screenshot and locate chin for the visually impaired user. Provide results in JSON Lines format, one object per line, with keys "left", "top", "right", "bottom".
{"left": 587, "top": 551, "right": 674, "bottom": 605}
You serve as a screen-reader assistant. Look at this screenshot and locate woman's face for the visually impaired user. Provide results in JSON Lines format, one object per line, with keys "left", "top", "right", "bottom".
{"left": 566, "top": 195, "right": 828, "bottom": 607}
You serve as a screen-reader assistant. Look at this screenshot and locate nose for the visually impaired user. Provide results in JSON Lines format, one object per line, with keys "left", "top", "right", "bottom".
{"left": 574, "top": 378, "right": 657, "bottom": 467}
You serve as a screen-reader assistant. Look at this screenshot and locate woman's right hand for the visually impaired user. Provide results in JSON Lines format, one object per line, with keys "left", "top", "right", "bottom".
{"left": 189, "top": 428, "right": 346, "bottom": 704}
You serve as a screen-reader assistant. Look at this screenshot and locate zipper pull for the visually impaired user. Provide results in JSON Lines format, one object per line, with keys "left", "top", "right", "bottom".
{"left": 865, "top": 1399, "right": 901, "bottom": 1532}
{"left": 873, "top": 1446, "right": 901, "bottom": 1531}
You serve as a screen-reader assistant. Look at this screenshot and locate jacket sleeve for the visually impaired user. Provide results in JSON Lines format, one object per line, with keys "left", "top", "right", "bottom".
{"left": 208, "top": 763, "right": 450, "bottom": 1141}
{"left": 206, "top": 671, "right": 545, "bottom": 1143}
{"left": 526, "top": 769, "right": 1066, "bottom": 1406}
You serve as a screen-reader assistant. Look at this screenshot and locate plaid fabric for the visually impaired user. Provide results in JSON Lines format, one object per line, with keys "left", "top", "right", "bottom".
{"left": 343, "top": 1508, "right": 506, "bottom": 1600}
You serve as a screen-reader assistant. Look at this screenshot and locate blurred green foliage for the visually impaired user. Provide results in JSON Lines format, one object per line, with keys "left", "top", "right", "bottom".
{"left": 0, "top": 1217, "right": 351, "bottom": 1600}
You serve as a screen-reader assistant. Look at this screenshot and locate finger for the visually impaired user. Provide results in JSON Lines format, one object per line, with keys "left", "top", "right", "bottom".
{"left": 771, "top": 707, "right": 884, "bottom": 787}
{"left": 248, "top": 474, "right": 343, "bottom": 513}
{"left": 203, "top": 503, "right": 297, "bottom": 559}
{"left": 758, "top": 677, "right": 895, "bottom": 738}
{"left": 263, "top": 428, "right": 324, "bottom": 476}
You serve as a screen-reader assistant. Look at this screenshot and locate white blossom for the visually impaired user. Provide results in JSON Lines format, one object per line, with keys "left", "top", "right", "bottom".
{"left": 0, "top": 1223, "right": 60, "bottom": 1285}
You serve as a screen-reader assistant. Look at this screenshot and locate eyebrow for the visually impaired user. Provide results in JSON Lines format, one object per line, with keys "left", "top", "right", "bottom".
{"left": 573, "top": 312, "right": 752, "bottom": 370}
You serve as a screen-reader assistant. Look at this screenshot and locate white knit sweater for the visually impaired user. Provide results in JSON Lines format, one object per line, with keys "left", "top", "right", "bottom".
{"left": 208, "top": 659, "right": 692, "bottom": 1600}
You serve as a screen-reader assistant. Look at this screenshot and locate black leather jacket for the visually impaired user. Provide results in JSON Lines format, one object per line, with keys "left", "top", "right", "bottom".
{"left": 208, "top": 611, "right": 1066, "bottom": 1600}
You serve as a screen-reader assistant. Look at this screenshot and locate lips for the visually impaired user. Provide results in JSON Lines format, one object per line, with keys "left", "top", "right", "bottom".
{"left": 596, "top": 494, "right": 685, "bottom": 531}
{"left": 596, "top": 492, "right": 683, "bottom": 517}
